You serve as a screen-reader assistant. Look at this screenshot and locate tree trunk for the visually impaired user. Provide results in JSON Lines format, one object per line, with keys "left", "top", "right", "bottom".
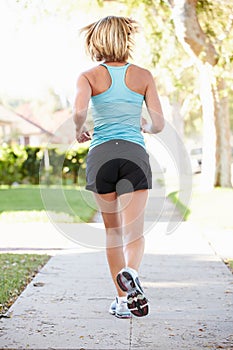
{"left": 213, "top": 78, "right": 232, "bottom": 187}
{"left": 168, "top": 0, "right": 218, "bottom": 65}
{"left": 197, "top": 62, "right": 216, "bottom": 190}
{"left": 168, "top": 0, "right": 232, "bottom": 188}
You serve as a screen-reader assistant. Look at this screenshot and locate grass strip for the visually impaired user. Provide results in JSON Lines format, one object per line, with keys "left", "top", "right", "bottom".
{"left": 0, "top": 186, "right": 97, "bottom": 223}
{"left": 224, "top": 259, "right": 233, "bottom": 274}
{"left": 167, "top": 191, "right": 191, "bottom": 221}
{"left": 0, "top": 253, "right": 50, "bottom": 314}
{"left": 189, "top": 187, "right": 233, "bottom": 229}
{"left": 168, "top": 187, "right": 233, "bottom": 229}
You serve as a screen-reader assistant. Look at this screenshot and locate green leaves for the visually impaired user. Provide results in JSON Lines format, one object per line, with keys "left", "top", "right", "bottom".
{"left": 0, "top": 144, "right": 27, "bottom": 185}
{"left": 0, "top": 145, "right": 89, "bottom": 186}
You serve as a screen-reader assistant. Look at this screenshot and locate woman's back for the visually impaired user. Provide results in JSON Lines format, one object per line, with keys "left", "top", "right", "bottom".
{"left": 84, "top": 63, "right": 147, "bottom": 149}
{"left": 84, "top": 63, "right": 149, "bottom": 97}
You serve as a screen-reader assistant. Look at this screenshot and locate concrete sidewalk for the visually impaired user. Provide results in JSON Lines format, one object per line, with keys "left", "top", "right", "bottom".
{"left": 0, "top": 221, "right": 233, "bottom": 349}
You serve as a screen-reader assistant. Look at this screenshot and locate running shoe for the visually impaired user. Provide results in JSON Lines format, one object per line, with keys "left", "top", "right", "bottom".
{"left": 109, "top": 297, "right": 132, "bottom": 319}
{"left": 116, "top": 267, "right": 149, "bottom": 317}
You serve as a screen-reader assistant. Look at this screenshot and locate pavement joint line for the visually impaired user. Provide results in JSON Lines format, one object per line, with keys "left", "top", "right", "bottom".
{"left": 1, "top": 214, "right": 233, "bottom": 348}
{"left": 129, "top": 317, "right": 133, "bottom": 350}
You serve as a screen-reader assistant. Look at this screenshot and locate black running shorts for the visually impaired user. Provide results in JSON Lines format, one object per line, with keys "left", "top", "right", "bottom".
{"left": 85, "top": 140, "right": 152, "bottom": 195}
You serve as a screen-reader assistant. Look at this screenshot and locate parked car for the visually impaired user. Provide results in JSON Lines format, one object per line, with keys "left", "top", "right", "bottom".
{"left": 190, "top": 147, "right": 202, "bottom": 174}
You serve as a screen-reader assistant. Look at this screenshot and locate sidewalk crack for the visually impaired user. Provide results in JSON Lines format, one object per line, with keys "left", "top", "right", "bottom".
{"left": 129, "top": 317, "right": 133, "bottom": 350}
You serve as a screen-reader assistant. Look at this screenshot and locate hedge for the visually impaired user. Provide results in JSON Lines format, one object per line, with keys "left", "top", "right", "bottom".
{"left": 0, "top": 144, "right": 89, "bottom": 186}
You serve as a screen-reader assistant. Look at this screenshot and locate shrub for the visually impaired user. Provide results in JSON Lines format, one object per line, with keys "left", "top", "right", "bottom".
{"left": 0, "top": 144, "right": 27, "bottom": 185}
{"left": 21, "top": 147, "right": 43, "bottom": 184}
{"left": 0, "top": 144, "right": 89, "bottom": 186}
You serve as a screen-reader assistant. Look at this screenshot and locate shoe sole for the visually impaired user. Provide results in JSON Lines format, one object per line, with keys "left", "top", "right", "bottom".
{"left": 109, "top": 308, "right": 132, "bottom": 319}
{"left": 116, "top": 271, "right": 149, "bottom": 317}
{"left": 115, "top": 312, "right": 132, "bottom": 319}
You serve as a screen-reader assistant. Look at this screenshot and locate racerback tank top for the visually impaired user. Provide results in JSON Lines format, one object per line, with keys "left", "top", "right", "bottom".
{"left": 90, "top": 63, "right": 145, "bottom": 150}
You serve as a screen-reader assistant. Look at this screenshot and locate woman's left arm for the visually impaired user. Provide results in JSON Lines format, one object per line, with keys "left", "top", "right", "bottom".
{"left": 72, "top": 74, "right": 92, "bottom": 143}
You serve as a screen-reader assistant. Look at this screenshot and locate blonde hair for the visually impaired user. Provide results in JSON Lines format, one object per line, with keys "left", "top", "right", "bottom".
{"left": 80, "top": 16, "right": 139, "bottom": 62}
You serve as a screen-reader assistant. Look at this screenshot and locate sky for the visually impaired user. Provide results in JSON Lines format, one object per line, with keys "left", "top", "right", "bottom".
{"left": 0, "top": 1, "right": 99, "bottom": 100}
{"left": 0, "top": 0, "right": 150, "bottom": 102}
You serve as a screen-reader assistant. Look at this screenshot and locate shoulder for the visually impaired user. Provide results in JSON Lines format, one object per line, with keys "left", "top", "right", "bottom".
{"left": 80, "top": 65, "right": 103, "bottom": 79}
{"left": 128, "top": 64, "right": 153, "bottom": 79}
{"left": 77, "top": 65, "right": 106, "bottom": 86}
{"left": 76, "top": 66, "right": 97, "bottom": 85}
{"left": 75, "top": 69, "right": 97, "bottom": 93}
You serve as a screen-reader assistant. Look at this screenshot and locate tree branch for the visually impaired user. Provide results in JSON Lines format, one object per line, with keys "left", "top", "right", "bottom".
{"left": 168, "top": 0, "right": 218, "bottom": 65}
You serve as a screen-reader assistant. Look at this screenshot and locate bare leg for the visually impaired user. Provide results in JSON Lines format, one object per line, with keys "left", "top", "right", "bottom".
{"left": 94, "top": 192, "right": 126, "bottom": 297}
{"left": 118, "top": 189, "right": 148, "bottom": 271}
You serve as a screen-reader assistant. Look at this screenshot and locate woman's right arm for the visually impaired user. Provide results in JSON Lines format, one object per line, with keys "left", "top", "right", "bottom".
{"left": 72, "top": 73, "right": 92, "bottom": 143}
{"left": 143, "top": 71, "right": 165, "bottom": 134}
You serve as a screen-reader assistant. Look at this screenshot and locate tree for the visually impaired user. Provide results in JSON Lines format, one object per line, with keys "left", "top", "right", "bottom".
{"left": 167, "top": 0, "right": 232, "bottom": 188}
{"left": 13, "top": 0, "right": 233, "bottom": 187}
{"left": 99, "top": 0, "right": 232, "bottom": 188}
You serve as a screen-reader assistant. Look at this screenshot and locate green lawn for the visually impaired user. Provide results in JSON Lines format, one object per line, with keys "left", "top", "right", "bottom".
{"left": 0, "top": 186, "right": 97, "bottom": 314}
{"left": 169, "top": 185, "right": 233, "bottom": 273}
{"left": 189, "top": 187, "right": 233, "bottom": 229}
{"left": 0, "top": 186, "right": 97, "bottom": 223}
{"left": 0, "top": 253, "right": 50, "bottom": 314}
{"left": 168, "top": 179, "right": 233, "bottom": 229}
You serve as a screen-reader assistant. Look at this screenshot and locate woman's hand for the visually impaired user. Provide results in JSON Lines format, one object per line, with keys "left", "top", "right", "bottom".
{"left": 76, "top": 127, "right": 92, "bottom": 143}
{"left": 141, "top": 117, "right": 152, "bottom": 134}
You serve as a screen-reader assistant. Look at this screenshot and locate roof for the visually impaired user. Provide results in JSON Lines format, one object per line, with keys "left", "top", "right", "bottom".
{"left": 0, "top": 105, "right": 19, "bottom": 123}
{"left": 0, "top": 104, "right": 53, "bottom": 136}
{"left": 0, "top": 104, "right": 76, "bottom": 143}
{"left": 15, "top": 104, "right": 75, "bottom": 143}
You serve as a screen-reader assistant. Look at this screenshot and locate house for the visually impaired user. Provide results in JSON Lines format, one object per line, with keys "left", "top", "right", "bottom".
{"left": 0, "top": 104, "right": 52, "bottom": 146}
{"left": 15, "top": 104, "right": 75, "bottom": 146}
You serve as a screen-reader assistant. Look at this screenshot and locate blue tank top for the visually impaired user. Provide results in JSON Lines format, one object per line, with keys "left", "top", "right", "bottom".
{"left": 90, "top": 63, "right": 145, "bottom": 150}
